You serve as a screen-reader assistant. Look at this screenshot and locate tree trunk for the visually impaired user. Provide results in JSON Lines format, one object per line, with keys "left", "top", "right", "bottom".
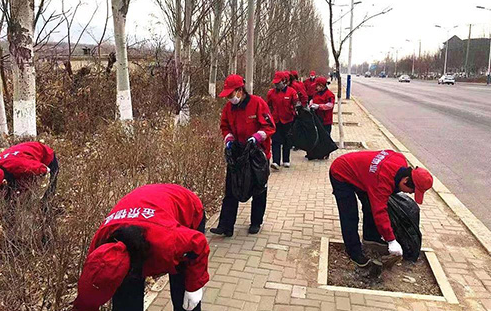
{"left": 111, "top": 0, "right": 133, "bottom": 121}
{"left": 0, "top": 69, "right": 7, "bottom": 136}
{"left": 176, "top": 0, "right": 192, "bottom": 125}
{"left": 228, "top": 0, "right": 238, "bottom": 74}
{"left": 208, "top": 0, "right": 223, "bottom": 98}
{"left": 335, "top": 59, "right": 345, "bottom": 148}
{"left": 9, "top": 0, "right": 36, "bottom": 136}
{"left": 245, "top": 0, "right": 255, "bottom": 92}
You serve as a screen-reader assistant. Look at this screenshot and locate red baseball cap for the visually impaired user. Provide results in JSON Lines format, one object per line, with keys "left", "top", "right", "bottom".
{"left": 219, "top": 74, "right": 245, "bottom": 98}
{"left": 290, "top": 70, "right": 298, "bottom": 77}
{"left": 272, "top": 71, "right": 284, "bottom": 84}
{"left": 310, "top": 71, "right": 316, "bottom": 76}
{"left": 73, "top": 242, "right": 130, "bottom": 311}
{"left": 0, "top": 169, "right": 4, "bottom": 182}
{"left": 412, "top": 167, "right": 433, "bottom": 204}
{"left": 315, "top": 76, "right": 328, "bottom": 86}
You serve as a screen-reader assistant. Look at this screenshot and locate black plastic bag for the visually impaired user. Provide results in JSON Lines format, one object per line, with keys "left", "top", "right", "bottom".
{"left": 305, "top": 112, "right": 338, "bottom": 160}
{"left": 290, "top": 106, "right": 319, "bottom": 152}
{"left": 225, "top": 142, "right": 269, "bottom": 202}
{"left": 387, "top": 193, "right": 422, "bottom": 262}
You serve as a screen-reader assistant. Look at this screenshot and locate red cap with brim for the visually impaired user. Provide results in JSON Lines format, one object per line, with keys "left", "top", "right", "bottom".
{"left": 219, "top": 74, "right": 245, "bottom": 97}
{"left": 290, "top": 70, "right": 298, "bottom": 76}
{"left": 272, "top": 71, "right": 284, "bottom": 84}
{"left": 74, "top": 242, "right": 130, "bottom": 311}
{"left": 315, "top": 76, "right": 328, "bottom": 86}
{"left": 412, "top": 167, "right": 433, "bottom": 204}
{"left": 0, "top": 169, "right": 4, "bottom": 182}
{"left": 310, "top": 71, "right": 316, "bottom": 76}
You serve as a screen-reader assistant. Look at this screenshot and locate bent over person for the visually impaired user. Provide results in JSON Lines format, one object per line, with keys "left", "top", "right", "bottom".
{"left": 74, "top": 184, "right": 209, "bottom": 311}
{"left": 0, "top": 141, "right": 58, "bottom": 200}
{"left": 329, "top": 150, "right": 433, "bottom": 267}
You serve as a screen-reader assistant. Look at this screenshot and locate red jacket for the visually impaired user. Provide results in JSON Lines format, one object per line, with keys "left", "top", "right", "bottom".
{"left": 0, "top": 142, "right": 54, "bottom": 178}
{"left": 330, "top": 150, "right": 409, "bottom": 242}
{"left": 267, "top": 86, "right": 298, "bottom": 124}
{"left": 312, "top": 88, "right": 335, "bottom": 125}
{"left": 291, "top": 81, "right": 308, "bottom": 106}
{"left": 303, "top": 78, "right": 317, "bottom": 97}
{"left": 88, "top": 184, "right": 210, "bottom": 292}
{"left": 220, "top": 94, "right": 276, "bottom": 159}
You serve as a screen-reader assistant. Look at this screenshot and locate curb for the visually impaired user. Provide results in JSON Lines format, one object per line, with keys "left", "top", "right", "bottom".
{"left": 351, "top": 95, "right": 491, "bottom": 256}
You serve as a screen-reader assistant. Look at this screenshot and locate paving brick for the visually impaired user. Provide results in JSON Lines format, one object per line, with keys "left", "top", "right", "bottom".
{"left": 336, "top": 296, "right": 351, "bottom": 311}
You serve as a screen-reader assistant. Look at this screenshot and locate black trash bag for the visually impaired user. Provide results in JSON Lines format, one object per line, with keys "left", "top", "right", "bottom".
{"left": 305, "top": 112, "right": 338, "bottom": 160}
{"left": 290, "top": 106, "right": 319, "bottom": 152}
{"left": 387, "top": 193, "right": 422, "bottom": 262}
{"left": 225, "top": 141, "right": 270, "bottom": 202}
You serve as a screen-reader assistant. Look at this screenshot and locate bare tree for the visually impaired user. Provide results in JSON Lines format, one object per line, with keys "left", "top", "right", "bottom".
{"left": 228, "top": 0, "right": 238, "bottom": 74}
{"left": 0, "top": 12, "right": 7, "bottom": 135}
{"left": 208, "top": 0, "right": 223, "bottom": 97}
{"left": 112, "top": 0, "right": 133, "bottom": 121}
{"left": 326, "top": 0, "right": 391, "bottom": 148}
{"left": 2, "top": 0, "right": 37, "bottom": 136}
{"left": 245, "top": 0, "right": 254, "bottom": 92}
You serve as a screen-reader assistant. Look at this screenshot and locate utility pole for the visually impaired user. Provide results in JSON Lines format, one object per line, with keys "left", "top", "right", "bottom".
{"left": 245, "top": 0, "right": 255, "bottom": 92}
{"left": 435, "top": 25, "right": 458, "bottom": 75}
{"left": 346, "top": 0, "right": 355, "bottom": 99}
{"left": 465, "top": 24, "right": 472, "bottom": 77}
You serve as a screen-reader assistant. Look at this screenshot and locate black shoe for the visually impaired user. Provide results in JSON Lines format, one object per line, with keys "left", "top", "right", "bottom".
{"left": 351, "top": 254, "right": 370, "bottom": 268}
{"left": 248, "top": 224, "right": 261, "bottom": 234}
{"left": 362, "top": 237, "right": 388, "bottom": 248}
{"left": 210, "top": 227, "right": 233, "bottom": 237}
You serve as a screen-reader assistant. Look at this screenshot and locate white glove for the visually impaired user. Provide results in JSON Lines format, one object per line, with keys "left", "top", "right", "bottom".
{"left": 310, "top": 103, "right": 319, "bottom": 110}
{"left": 388, "top": 240, "right": 403, "bottom": 256}
{"left": 183, "top": 288, "right": 203, "bottom": 311}
{"left": 247, "top": 137, "right": 257, "bottom": 144}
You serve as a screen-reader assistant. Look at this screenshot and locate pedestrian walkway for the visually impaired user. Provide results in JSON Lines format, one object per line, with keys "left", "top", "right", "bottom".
{"left": 148, "top": 96, "right": 491, "bottom": 311}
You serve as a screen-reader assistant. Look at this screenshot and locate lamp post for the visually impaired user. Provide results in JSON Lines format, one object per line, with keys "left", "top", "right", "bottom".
{"left": 435, "top": 24, "right": 459, "bottom": 75}
{"left": 476, "top": 6, "right": 491, "bottom": 85}
{"left": 406, "top": 39, "right": 416, "bottom": 76}
{"left": 346, "top": 0, "right": 362, "bottom": 99}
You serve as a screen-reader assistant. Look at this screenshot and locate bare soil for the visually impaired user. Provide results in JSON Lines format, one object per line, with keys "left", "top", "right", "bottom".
{"left": 327, "top": 242, "right": 442, "bottom": 296}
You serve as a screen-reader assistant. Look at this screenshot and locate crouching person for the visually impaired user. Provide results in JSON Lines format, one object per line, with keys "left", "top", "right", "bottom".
{"left": 74, "top": 184, "right": 209, "bottom": 311}
{"left": 329, "top": 150, "right": 433, "bottom": 268}
{"left": 0, "top": 141, "right": 58, "bottom": 201}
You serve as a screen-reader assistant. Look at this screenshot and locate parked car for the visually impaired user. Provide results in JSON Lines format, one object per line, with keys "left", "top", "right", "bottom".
{"left": 398, "top": 75, "right": 411, "bottom": 83}
{"left": 364, "top": 71, "right": 371, "bottom": 78}
{"left": 378, "top": 72, "right": 387, "bottom": 78}
{"left": 438, "top": 74, "right": 455, "bottom": 85}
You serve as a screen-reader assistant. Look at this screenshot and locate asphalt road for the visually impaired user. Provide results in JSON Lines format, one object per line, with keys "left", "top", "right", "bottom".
{"left": 350, "top": 76, "right": 491, "bottom": 229}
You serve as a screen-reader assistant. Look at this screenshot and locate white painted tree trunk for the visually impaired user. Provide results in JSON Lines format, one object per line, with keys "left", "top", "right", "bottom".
{"left": 208, "top": 0, "right": 222, "bottom": 98}
{"left": 10, "top": 0, "right": 36, "bottom": 136}
{"left": 245, "top": 0, "right": 255, "bottom": 92}
{"left": 175, "top": 0, "right": 191, "bottom": 125}
{"left": 112, "top": 0, "right": 133, "bottom": 121}
{"left": 0, "top": 72, "right": 8, "bottom": 135}
{"left": 228, "top": 0, "right": 238, "bottom": 74}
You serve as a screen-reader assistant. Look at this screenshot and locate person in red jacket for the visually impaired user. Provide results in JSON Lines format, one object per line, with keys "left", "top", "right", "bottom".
{"left": 267, "top": 71, "right": 299, "bottom": 170}
{"left": 211, "top": 74, "right": 275, "bottom": 237}
{"left": 289, "top": 70, "right": 308, "bottom": 107}
{"left": 309, "top": 76, "right": 335, "bottom": 135}
{"left": 74, "top": 184, "right": 209, "bottom": 311}
{"left": 303, "top": 70, "right": 317, "bottom": 101}
{"left": 329, "top": 150, "right": 433, "bottom": 267}
{"left": 0, "top": 141, "right": 58, "bottom": 200}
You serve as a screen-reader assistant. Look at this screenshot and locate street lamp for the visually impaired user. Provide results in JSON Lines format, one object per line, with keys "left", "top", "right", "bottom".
{"left": 476, "top": 5, "right": 491, "bottom": 85}
{"left": 435, "top": 24, "right": 459, "bottom": 75}
{"left": 406, "top": 39, "right": 416, "bottom": 76}
{"left": 346, "top": 0, "right": 362, "bottom": 99}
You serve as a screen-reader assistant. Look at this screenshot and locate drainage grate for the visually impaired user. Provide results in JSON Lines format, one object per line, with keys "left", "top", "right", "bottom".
{"left": 333, "top": 111, "right": 353, "bottom": 115}
{"left": 335, "top": 141, "right": 367, "bottom": 149}
{"left": 333, "top": 121, "right": 360, "bottom": 126}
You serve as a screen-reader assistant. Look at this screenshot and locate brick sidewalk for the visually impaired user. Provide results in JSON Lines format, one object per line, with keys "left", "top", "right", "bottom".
{"left": 148, "top": 97, "right": 491, "bottom": 311}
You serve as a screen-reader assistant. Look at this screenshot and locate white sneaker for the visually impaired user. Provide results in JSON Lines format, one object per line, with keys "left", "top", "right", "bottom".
{"left": 283, "top": 162, "right": 291, "bottom": 168}
{"left": 271, "top": 163, "right": 280, "bottom": 170}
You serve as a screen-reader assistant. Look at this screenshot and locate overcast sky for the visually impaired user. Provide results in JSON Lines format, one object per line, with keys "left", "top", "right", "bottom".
{"left": 47, "top": 0, "right": 491, "bottom": 65}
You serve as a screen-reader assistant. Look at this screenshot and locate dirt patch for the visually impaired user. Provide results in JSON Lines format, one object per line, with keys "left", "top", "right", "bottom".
{"left": 328, "top": 242, "right": 442, "bottom": 296}
{"left": 295, "top": 239, "right": 321, "bottom": 287}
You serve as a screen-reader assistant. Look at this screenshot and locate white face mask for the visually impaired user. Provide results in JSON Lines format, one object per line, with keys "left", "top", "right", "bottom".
{"left": 230, "top": 91, "right": 241, "bottom": 105}
{"left": 310, "top": 76, "right": 315, "bottom": 79}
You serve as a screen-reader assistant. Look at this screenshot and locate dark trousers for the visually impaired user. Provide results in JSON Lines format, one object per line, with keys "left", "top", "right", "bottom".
{"left": 272, "top": 122, "right": 293, "bottom": 165}
{"left": 323, "top": 124, "right": 332, "bottom": 136}
{"left": 42, "top": 154, "right": 59, "bottom": 203}
{"left": 113, "top": 212, "right": 206, "bottom": 311}
{"left": 329, "top": 173, "right": 381, "bottom": 259}
{"left": 217, "top": 169, "right": 267, "bottom": 233}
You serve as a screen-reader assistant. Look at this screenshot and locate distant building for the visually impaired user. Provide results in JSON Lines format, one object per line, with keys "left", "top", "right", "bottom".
{"left": 442, "top": 35, "right": 490, "bottom": 75}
